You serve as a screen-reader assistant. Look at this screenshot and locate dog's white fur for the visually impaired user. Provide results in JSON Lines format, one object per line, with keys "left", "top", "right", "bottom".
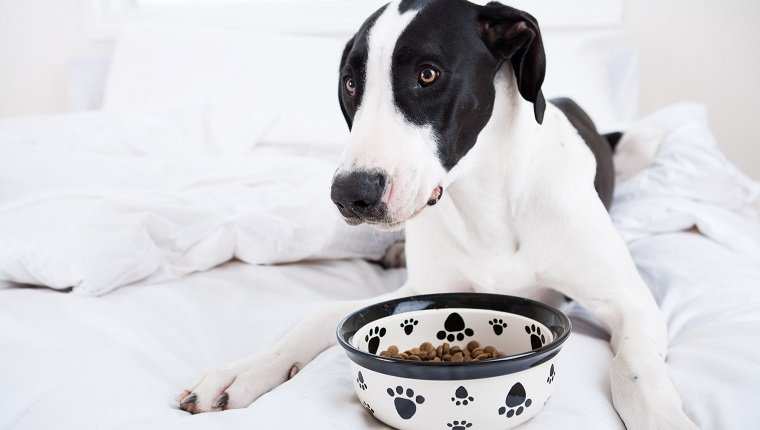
{"left": 181, "top": 4, "right": 697, "bottom": 428}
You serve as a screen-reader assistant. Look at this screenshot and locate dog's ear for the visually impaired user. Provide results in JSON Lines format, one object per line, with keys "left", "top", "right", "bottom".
{"left": 478, "top": 2, "right": 546, "bottom": 124}
{"left": 338, "top": 36, "right": 355, "bottom": 130}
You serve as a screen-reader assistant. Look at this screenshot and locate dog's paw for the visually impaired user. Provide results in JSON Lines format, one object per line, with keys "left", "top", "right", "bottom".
{"left": 177, "top": 351, "right": 296, "bottom": 414}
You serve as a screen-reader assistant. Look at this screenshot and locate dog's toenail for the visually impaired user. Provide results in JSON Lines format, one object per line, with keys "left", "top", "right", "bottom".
{"left": 176, "top": 390, "right": 190, "bottom": 402}
{"left": 212, "top": 393, "right": 229, "bottom": 408}
{"left": 180, "top": 393, "right": 197, "bottom": 405}
{"left": 289, "top": 364, "right": 300, "bottom": 379}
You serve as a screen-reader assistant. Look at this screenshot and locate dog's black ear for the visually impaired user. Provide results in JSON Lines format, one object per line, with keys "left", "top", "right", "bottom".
{"left": 338, "top": 36, "right": 355, "bottom": 130}
{"left": 478, "top": 2, "right": 546, "bottom": 124}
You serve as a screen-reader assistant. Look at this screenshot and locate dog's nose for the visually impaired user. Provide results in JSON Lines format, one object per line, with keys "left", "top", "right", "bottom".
{"left": 330, "top": 170, "right": 387, "bottom": 220}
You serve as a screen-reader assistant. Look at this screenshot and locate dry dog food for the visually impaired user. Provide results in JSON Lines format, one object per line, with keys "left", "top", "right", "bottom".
{"left": 379, "top": 340, "right": 505, "bottom": 362}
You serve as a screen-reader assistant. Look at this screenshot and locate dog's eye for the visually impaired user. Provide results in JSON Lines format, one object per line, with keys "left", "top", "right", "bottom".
{"left": 418, "top": 67, "right": 440, "bottom": 87}
{"left": 344, "top": 77, "right": 356, "bottom": 97}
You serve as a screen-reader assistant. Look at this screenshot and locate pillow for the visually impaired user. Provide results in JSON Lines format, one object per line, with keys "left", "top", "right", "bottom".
{"left": 104, "top": 22, "right": 351, "bottom": 153}
{"left": 542, "top": 30, "right": 639, "bottom": 131}
{"left": 104, "top": 22, "right": 638, "bottom": 152}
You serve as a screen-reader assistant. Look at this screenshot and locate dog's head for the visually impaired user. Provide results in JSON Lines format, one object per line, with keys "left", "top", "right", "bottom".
{"left": 331, "top": 0, "right": 546, "bottom": 230}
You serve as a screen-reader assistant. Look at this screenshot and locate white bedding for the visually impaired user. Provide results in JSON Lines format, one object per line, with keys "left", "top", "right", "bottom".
{"left": 1, "top": 103, "right": 759, "bottom": 429}
{"left": 2, "top": 231, "right": 758, "bottom": 430}
{"left": 0, "top": 108, "right": 398, "bottom": 295}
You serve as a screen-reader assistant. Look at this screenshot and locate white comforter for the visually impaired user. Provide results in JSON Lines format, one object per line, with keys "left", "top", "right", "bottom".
{"left": 1, "top": 104, "right": 759, "bottom": 429}
{"left": 0, "top": 109, "right": 396, "bottom": 295}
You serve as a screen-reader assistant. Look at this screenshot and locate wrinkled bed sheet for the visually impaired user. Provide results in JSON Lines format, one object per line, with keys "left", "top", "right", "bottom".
{"left": 1, "top": 230, "right": 758, "bottom": 429}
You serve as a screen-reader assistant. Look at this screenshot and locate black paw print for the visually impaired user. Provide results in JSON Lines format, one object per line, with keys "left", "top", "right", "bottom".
{"left": 498, "top": 382, "right": 532, "bottom": 418}
{"left": 362, "top": 401, "right": 375, "bottom": 415}
{"left": 436, "top": 312, "right": 474, "bottom": 342}
{"left": 451, "top": 386, "right": 475, "bottom": 406}
{"left": 400, "top": 318, "right": 419, "bottom": 335}
{"left": 489, "top": 318, "right": 508, "bottom": 335}
{"left": 386, "top": 386, "right": 425, "bottom": 420}
{"left": 447, "top": 420, "right": 473, "bottom": 430}
{"left": 364, "top": 326, "right": 386, "bottom": 355}
{"left": 525, "top": 324, "right": 546, "bottom": 350}
{"left": 356, "top": 371, "right": 367, "bottom": 390}
{"left": 547, "top": 364, "right": 555, "bottom": 384}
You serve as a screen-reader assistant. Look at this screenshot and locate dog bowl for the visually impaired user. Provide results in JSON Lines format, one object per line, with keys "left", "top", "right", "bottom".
{"left": 336, "top": 293, "right": 571, "bottom": 430}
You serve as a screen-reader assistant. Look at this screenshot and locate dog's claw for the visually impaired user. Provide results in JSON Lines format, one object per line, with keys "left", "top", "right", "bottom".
{"left": 180, "top": 393, "right": 197, "bottom": 406}
{"left": 212, "top": 393, "right": 229, "bottom": 409}
{"left": 176, "top": 390, "right": 191, "bottom": 402}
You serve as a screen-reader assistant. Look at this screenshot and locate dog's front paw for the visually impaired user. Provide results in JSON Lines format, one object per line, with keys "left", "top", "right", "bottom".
{"left": 177, "top": 351, "right": 298, "bottom": 414}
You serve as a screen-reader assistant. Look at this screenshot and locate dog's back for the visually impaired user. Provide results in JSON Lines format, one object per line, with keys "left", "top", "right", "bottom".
{"left": 551, "top": 97, "right": 616, "bottom": 208}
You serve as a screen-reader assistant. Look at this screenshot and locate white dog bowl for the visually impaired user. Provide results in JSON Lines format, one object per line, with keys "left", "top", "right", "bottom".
{"left": 336, "top": 293, "right": 571, "bottom": 430}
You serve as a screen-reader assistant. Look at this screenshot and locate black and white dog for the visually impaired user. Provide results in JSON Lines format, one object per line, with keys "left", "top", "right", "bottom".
{"left": 179, "top": 1, "right": 697, "bottom": 428}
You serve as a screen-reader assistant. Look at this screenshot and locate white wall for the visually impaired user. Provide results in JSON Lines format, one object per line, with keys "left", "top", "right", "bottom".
{"left": 619, "top": 0, "right": 760, "bottom": 179}
{"left": 0, "top": 0, "right": 759, "bottom": 178}
{"left": 0, "top": 0, "right": 108, "bottom": 117}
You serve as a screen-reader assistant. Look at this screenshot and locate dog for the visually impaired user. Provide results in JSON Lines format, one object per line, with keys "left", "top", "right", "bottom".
{"left": 178, "top": 1, "right": 698, "bottom": 428}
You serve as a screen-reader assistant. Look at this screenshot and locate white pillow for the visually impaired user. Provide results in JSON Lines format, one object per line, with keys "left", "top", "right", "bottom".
{"left": 542, "top": 30, "right": 639, "bottom": 131}
{"left": 104, "top": 22, "right": 638, "bottom": 152}
{"left": 104, "top": 22, "right": 351, "bottom": 152}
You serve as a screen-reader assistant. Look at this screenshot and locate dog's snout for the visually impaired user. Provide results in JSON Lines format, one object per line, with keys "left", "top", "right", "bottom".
{"left": 331, "top": 171, "right": 387, "bottom": 221}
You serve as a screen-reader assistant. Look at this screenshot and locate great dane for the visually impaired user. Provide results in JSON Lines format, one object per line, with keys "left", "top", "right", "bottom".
{"left": 178, "top": 1, "right": 697, "bottom": 428}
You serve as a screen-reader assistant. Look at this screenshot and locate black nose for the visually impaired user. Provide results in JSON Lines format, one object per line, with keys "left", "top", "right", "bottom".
{"left": 331, "top": 170, "right": 387, "bottom": 221}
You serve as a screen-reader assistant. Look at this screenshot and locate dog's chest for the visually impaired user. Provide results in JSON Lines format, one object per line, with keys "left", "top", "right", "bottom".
{"left": 409, "top": 195, "right": 538, "bottom": 296}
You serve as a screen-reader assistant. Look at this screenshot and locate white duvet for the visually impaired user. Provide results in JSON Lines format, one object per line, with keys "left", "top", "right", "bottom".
{"left": 0, "top": 108, "right": 397, "bottom": 295}
{"left": 1, "top": 104, "right": 759, "bottom": 429}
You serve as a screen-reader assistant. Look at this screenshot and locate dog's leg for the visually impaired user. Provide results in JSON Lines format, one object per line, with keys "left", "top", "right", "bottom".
{"left": 177, "top": 283, "right": 417, "bottom": 414}
{"left": 533, "top": 200, "right": 698, "bottom": 430}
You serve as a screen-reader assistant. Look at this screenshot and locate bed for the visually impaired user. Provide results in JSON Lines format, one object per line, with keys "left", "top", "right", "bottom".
{"left": 1, "top": 1, "right": 759, "bottom": 429}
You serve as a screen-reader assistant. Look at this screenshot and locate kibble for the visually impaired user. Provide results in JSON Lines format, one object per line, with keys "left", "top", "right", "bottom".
{"left": 379, "top": 340, "right": 505, "bottom": 362}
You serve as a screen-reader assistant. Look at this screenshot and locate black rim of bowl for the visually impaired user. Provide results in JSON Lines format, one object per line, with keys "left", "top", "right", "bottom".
{"left": 336, "top": 293, "right": 572, "bottom": 380}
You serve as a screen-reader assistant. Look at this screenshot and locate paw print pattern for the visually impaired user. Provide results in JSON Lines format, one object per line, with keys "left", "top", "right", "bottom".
{"left": 436, "top": 312, "right": 474, "bottom": 342}
{"left": 356, "top": 371, "right": 367, "bottom": 390}
{"left": 547, "top": 364, "right": 555, "bottom": 384}
{"left": 498, "top": 382, "right": 532, "bottom": 418}
{"left": 364, "top": 326, "right": 386, "bottom": 355}
{"left": 400, "top": 318, "right": 419, "bottom": 335}
{"left": 387, "top": 386, "right": 425, "bottom": 420}
{"left": 525, "top": 324, "right": 546, "bottom": 350}
{"left": 447, "top": 420, "right": 473, "bottom": 429}
{"left": 489, "top": 318, "right": 508, "bottom": 335}
{"left": 362, "top": 401, "right": 375, "bottom": 415}
{"left": 451, "top": 386, "right": 475, "bottom": 406}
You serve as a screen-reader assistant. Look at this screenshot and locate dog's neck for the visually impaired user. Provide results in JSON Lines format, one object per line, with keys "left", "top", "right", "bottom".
{"left": 408, "top": 67, "right": 543, "bottom": 248}
{"left": 448, "top": 67, "right": 542, "bottom": 195}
